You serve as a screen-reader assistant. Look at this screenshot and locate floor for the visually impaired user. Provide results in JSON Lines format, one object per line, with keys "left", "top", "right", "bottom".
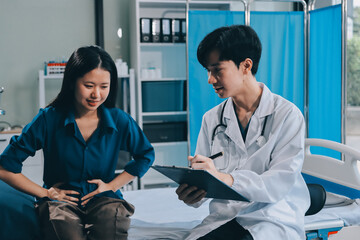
{"left": 329, "top": 226, "right": 360, "bottom": 240}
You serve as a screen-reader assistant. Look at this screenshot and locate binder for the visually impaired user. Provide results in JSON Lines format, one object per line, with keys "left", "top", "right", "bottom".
{"left": 140, "top": 18, "right": 152, "bottom": 42}
{"left": 161, "top": 18, "right": 172, "bottom": 43}
{"left": 152, "top": 18, "right": 161, "bottom": 43}
{"left": 151, "top": 165, "right": 249, "bottom": 201}
{"left": 180, "top": 18, "right": 186, "bottom": 43}
{"left": 172, "top": 19, "right": 182, "bottom": 43}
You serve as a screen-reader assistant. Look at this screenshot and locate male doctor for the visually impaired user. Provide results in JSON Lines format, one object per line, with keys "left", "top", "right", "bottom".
{"left": 176, "top": 25, "right": 310, "bottom": 240}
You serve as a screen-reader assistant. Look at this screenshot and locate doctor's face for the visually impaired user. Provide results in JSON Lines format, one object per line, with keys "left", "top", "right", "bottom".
{"left": 206, "top": 50, "right": 245, "bottom": 98}
{"left": 74, "top": 68, "right": 111, "bottom": 115}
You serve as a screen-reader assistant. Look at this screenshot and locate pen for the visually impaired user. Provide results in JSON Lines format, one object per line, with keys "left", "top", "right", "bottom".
{"left": 188, "top": 151, "right": 224, "bottom": 167}
{"left": 209, "top": 151, "right": 224, "bottom": 160}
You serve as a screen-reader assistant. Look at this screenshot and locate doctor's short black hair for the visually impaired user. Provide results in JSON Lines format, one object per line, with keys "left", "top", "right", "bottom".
{"left": 197, "top": 25, "right": 262, "bottom": 75}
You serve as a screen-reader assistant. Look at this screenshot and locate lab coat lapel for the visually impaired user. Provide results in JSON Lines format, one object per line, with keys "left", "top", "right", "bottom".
{"left": 245, "top": 116, "right": 262, "bottom": 148}
{"left": 245, "top": 83, "right": 275, "bottom": 148}
{"left": 223, "top": 99, "right": 246, "bottom": 151}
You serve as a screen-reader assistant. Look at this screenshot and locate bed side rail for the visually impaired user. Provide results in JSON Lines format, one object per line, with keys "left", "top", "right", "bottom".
{"left": 302, "top": 138, "right": 360, "bottom": 195}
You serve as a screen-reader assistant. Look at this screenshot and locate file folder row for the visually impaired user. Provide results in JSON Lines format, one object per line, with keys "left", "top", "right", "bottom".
{"left": 140, "top": 18, "right": 186, "bottom": 43}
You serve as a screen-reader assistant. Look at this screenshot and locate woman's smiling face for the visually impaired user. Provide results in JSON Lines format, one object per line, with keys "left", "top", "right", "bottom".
{"left": 74, "top": 68, "right": 111, "bottom": 115}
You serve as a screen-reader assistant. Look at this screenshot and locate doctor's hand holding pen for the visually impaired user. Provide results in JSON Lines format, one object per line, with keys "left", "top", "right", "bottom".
{"left": 176, "top": 152, "right": 234, "bottom": 205}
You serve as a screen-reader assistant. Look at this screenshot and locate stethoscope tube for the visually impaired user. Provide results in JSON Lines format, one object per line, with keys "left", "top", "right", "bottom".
{"left": 211, "top": 99, "right": 269, "bottom": 147}
{"left": 211, "top": 99, "right": 228, "bottom": 143}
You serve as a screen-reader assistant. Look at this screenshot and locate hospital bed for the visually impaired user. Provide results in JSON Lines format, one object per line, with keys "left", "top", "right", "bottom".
{"left": 0, "top": 138, "right": 359, "bottom": 240}
{"left": 302, "top": 138, "right": 360, "bottom": 239}
{"left": 121, "top": 138, "right": 360, "bottom": 240}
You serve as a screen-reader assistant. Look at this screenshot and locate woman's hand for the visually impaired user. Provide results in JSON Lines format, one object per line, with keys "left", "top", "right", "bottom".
{"left": 47, "top": 183, "right": 80, "bottom": 205}
{"left": 81, "top": 179, "right": 114, "bottom": 206}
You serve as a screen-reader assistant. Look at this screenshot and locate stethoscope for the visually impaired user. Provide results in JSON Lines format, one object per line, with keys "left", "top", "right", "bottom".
{"left": 211, "top": 99, "right": 269, "bottom": 148}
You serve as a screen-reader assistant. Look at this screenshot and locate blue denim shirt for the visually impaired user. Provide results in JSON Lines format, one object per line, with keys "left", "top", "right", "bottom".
{"left": 0, "top": 105, "right": 154, "bottom": 200}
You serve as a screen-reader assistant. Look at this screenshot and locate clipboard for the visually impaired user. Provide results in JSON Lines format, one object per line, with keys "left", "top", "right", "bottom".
{"left": 151, "top": 165, "right": 249, "bottom": 202}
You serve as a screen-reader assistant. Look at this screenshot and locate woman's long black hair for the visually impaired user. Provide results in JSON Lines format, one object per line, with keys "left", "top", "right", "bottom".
{"left": 48, "top": 45, "right": 118, "bottom": 111}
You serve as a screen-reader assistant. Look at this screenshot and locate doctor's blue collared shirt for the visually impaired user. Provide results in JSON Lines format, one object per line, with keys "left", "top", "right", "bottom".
{"left": 0, "top": 105, "right": 155, "bottom": 200}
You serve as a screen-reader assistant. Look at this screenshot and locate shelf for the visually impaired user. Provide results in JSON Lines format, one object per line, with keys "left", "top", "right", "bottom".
{"left": 140, "top": 43, "right": 185, "bottom": 47}
{"left": 140, "top": 77, "right": 186, "bottom": 82}
{"left": 42, "top": 73, "right": 130, "bottom": 79}
{"left": 140, "top": 42, "right": 186, "bottom": 80}
{"left": 142, "top": 111, "right": 187, "bottom": 116}
{"left": 139, "top": 0, "right": 186, "bottom": 8}
{"left": 133, "top": 0, "right": 212, "bottom": 188}
{"left": 40, "top": 70, "right": 129, "bottom": 78}
{"left": 189, "top": 0, "right": 232, "bottom": 9}
{"left": 142, "top": 111, "right": 187, "bottom": 123}
{"left": 138, "top": 0, "right": 232, "bottom": 10}
{"left": 152, "top": 141, "right": 188, "bottom": 147}
{"left": 43, "top": 74, "right": 63, "bottom": 79}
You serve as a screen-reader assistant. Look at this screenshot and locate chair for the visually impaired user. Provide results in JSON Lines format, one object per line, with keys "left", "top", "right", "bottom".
{"left": 305, "top": 183, "right": 326, "bottom": 216}
{"left": 305, "top": 184, "right": 343, "bottom": 240}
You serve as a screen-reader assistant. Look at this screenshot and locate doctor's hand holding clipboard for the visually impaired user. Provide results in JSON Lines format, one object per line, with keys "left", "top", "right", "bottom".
{"left": 176, "top": 151, "right": 233, "bottom": 205}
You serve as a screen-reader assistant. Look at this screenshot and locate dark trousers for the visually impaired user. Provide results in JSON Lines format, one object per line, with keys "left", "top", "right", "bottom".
{"left": 35, "top": 197, "right": 134, "bottom": 240}
{"left": 198, "top": 219, "right": 254, "bottom": 240}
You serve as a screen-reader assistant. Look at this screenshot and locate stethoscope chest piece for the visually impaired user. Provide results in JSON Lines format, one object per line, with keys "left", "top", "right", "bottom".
{"left": 256, "top": 135, "right": 266, "bottom": 148}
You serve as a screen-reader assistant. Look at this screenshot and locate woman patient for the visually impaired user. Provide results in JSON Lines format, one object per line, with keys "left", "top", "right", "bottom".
{"left": 0, "top": 45, "right": 154, "bottom": 240}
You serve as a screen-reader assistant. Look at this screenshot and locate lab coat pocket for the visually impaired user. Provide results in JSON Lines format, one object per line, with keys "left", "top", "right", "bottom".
{"left": 212, "top": 146, "right": 230, "bottom": 171}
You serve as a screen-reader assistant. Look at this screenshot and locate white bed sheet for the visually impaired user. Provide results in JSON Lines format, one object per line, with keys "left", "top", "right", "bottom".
{"left": 124, "top": 187, "right": 208, "bottom": 239}
{"left": 306, "top": 199, "right": 360, "bottom": 227}
{"left": 123, "top": 187, "right": 360, "bottom": 240}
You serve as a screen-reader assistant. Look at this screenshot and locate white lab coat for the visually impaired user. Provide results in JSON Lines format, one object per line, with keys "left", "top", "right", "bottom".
{"left": 185, "top": 83, "right": 310, "bottom": 240}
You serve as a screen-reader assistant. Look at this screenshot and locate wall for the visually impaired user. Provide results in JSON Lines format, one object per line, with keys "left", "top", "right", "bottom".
{"left": 104, "top": 0, "right": 130, "bottom": 64}
{"left": 0, "top": 0, "right": 130, "bottom": 127}
{"left": 0, "top": 0, "right": 95, "bottom": 125}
